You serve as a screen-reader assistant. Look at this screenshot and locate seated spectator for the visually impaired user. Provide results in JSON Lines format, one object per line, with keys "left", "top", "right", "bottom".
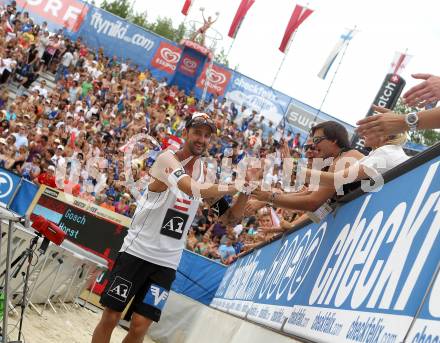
{"left": 194, "top": 233, "right": 210, "bottom": 257}
{"left": 36, "top": 164, "right": 56, "bottom": 187}
{"left": 218, "top": 237, "right": 236, "bottom": 265}
{"left": 302, "top": 133, "right": 409, "bottom": 191}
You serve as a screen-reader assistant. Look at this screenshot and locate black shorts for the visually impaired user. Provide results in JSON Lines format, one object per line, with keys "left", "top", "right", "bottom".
{"left": 100, "top": 252, "right": 176, "bottom": 322}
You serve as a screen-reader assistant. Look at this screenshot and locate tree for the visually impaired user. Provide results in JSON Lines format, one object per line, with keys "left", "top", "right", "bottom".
{"left": 214, "top": 48, "right": 229, "bottom": 67}
{"left": 100, "top": 0, "right": 132, "bottom": 19}
{"left": 393, "top": 98, "right": 440, "bottom": 146}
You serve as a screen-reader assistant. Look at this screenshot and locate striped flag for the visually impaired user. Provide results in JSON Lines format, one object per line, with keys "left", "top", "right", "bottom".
{"left": 228, "top": 0, "right": 255, "bottom": 39}
{"left": 174, "top": 197, "right": 191, "bottom": 212}
{"left": 181, "top": 0, "right": 192, "bottom": 16}
{"left": 279, "top": 5, "right": 313, "bottom": 53}
{"left": 318, "top": 28, "right": 356, "bottom": 80}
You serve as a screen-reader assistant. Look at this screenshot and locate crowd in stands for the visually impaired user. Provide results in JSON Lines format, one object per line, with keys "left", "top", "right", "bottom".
{"left": 0, "top": 1, "right": 307, "bottom": 264}
{"left": 1, "top": 0, "right": 419, "bottom": 265}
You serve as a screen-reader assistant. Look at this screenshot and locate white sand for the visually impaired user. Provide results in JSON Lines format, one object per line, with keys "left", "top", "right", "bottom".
{"left": 4, "top": 304, "right": 155, "bottom": 343}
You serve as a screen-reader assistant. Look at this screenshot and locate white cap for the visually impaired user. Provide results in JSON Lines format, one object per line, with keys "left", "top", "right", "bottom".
{"left": 0, "top": 138, "right": 6, "bottom": 145}
{"left": 48, "top": 165, "right": 55, "bottom": 172}
{"left": 54, "top": 138, "right": 61, "bottom": 144}
{"left": 57, "top": 145, "right": 64, "bottom": 150}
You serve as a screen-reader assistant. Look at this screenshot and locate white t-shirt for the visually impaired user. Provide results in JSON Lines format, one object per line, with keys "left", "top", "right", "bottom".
{"left": 359, "top": 145, "right": 409, "bottom": 176}
{"left": 61, "top": 52, "right": 74, "bottom": 67}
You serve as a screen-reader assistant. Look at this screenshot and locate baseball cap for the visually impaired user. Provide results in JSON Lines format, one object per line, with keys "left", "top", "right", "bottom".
{"left": 57, "top": 145, "right": 64, "bottom": 150}
{"left": 185, "top": 112, "right": 216, "bottom": 133}
{"left": 48, "top": 165, "right": 55, "bottom": 172}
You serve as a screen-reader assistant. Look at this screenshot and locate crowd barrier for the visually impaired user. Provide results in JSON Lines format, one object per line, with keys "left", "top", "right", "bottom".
{"left": 210, "top": 142, "right": 440, "bottom": 343}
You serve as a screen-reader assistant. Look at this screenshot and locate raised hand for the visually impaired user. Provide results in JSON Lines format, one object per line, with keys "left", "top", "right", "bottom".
{"left": 403, "top": 73, "right": 440, "bottom": 107}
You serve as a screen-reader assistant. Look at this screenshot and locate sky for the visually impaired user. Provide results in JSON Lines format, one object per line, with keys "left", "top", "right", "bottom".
{"left": 99, "top": 0, "right": 440, "bottom": 126}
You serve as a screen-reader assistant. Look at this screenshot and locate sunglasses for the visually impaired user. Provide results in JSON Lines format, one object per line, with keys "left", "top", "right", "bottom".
{"left": 303, "top": 144, "right": 315, "bottom": 152}
{"left": 311, "top": 136, "right": 327, "bottom": 145}
{"left": 187, "top": 116, "right": 216, "bottom": 132}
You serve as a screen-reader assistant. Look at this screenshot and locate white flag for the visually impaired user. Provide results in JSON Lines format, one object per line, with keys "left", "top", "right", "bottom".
{"left": 318, "top": 29, "right": 356, "bottom": 80}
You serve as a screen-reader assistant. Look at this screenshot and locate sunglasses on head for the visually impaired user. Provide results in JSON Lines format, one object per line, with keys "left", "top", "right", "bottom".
{"left": 187, "top": 116, "right": 216, "bottom": 132}
{"left": 311, "top": 136, "right": 327, "bottom": 145}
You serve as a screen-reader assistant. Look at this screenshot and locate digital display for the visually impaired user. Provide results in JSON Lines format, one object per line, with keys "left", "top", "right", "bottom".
{"left": 30, "top": 188, "right": 130, "bottom": 262}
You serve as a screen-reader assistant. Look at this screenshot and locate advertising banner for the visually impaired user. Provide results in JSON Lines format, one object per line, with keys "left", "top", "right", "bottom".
{"left": 13, "top": 0, "right": 88, "bottom": 32}
{"left": 0, "top": 167, "right": 22, "bottom": 207}
{"left": 76, "top": 6, "right": 177, "bottom": 81}
{"left": 351, "top": 73, "right": 406, "bottom": 153}
{"left": 405, "top": 269, "right": 440, "bottom": 343}
{"left": 284, "top": 98, "right": 355, "bottom": 141}
{"left": 150, "top": 41, "right": 182, "bottom": 75}
{"left": 172, "top": 47, "right": 207, "bottom": 94}
{"left": 196, "top": 63, "right": 232, "bottom": 97}
{"left": 224, "top": 72, "right": 291, "bottom": 125}
{"left": 211, "top": 156, "right": 440, "bottom": 342}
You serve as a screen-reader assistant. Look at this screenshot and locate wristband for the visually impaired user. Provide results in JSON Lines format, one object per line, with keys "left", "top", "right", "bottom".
{"left": 167, "top": 168, "right": 187, "bottom": 187}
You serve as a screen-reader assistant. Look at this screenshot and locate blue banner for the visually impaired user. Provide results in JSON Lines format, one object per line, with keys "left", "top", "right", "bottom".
{"left": 406, "top": 270, "right": 440, "bottom": 342}
{"left": 171, "top": 48, "right": 207, "bottom": 94}
{"left": 211, "top": 156, "right": 440, "bottom": 342}
{"left": 172, "top": 249, "right": 226, "bottom": 306}
{"left": 76, "top": 6, "right": 177, "bottom": 81}
{"left": 9, "top": 179, "right": 39, "bottom": 216}
{"left": 0, "top": 168, "right": 22, "bottom": 208}
{"left": 224, "top": 72, "right": 291, "bottom": 126}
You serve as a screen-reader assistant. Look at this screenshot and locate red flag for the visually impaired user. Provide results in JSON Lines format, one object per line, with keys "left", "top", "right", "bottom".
{"left": 279, "top": 5, "right": 313, "bottom": 53}
{"left": 181, "top": 0, "right": 192, "bottom": 16}
{"left": 228, "top": 0, "right": 255, "bottom": 39}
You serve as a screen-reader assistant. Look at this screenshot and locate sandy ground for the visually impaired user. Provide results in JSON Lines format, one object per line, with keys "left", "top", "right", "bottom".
{"left": 4, "top": 304, "right": 155, "bottom": 343}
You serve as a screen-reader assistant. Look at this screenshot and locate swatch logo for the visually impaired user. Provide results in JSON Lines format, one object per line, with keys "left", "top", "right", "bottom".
{"left": 151, "top": 42, "right": 182, "bottom": 74}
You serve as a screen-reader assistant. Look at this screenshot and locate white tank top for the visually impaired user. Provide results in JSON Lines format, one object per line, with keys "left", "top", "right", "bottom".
{"left": 121, "top": 154, "right": 204, "bottom": 270}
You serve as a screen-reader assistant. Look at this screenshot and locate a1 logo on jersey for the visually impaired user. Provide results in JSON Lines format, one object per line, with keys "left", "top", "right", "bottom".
{"left": 107, "top": 276, "right": 132, "bottom": 302}
{"left": 151, "top": 42, "right": 182, "bottom": 74}
{"left": 160, "top": 208, "right": 189, "bottom": 240}
{"left": 143, "top": 284, "right": 169, "bottom": 310}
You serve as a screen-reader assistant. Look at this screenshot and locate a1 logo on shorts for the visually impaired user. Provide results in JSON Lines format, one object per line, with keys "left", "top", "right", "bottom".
{"left": 143, "top": 284, "right": 169, "bottom": 310}
{"left": 107, "top": 276, "right": 132, "bottom": 302}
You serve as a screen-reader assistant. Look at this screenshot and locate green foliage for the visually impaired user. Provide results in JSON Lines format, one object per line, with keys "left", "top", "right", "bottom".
{"left": 394, "top": 98, "right": 440, "bottom": 146}
{"left": 214, "top": 48, "right": 229, "bottom": 67}
{"left": 100, "top": 0, "right": 132, "bottom": 19}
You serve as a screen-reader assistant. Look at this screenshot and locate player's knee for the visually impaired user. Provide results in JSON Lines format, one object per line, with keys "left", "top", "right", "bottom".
{"left": 101, "top": 308, "right": 122, "bottom": 329}
{"left": 129, "top": 314, "right": 152, "bottom": 337}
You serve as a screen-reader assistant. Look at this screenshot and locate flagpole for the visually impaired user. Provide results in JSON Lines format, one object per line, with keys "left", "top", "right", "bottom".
{"left": 313, "top": 26, "right": 357, "bottom": 121}
{"left": 270, "top": 31, "right": 296, "bottom": 89}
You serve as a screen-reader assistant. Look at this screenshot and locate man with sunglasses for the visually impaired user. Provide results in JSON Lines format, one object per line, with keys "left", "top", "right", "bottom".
{"left": 92, "top": 112, "right": 257, "bottom": 343}
{"left": 252, "top": 121, "right": 364, "bottom": 213}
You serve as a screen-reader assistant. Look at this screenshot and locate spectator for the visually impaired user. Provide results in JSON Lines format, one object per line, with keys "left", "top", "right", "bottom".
{"left": 218, "top": 237, "right": 236, "bottom": 265}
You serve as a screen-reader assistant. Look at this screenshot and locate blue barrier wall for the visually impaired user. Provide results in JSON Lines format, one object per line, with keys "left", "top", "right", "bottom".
{"left": 211, "top": 152, "right": 440, "bottom": 342}
{"left": 172, "top": 250, "right": 226, "bottom": 306}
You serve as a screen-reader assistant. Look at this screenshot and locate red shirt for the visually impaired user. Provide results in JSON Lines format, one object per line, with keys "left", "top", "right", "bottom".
{"left": 37, "top": 173, "right": 56, "bottom": 188}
